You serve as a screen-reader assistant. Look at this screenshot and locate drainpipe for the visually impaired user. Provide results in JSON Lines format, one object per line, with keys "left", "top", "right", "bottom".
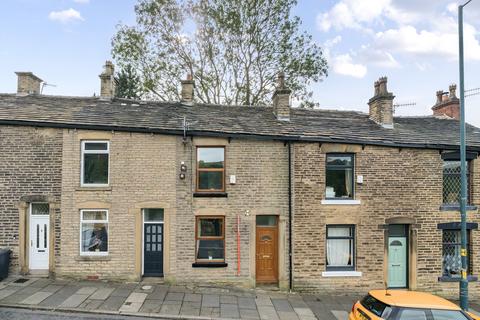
{"left": 237, "top": 214, "right": 241, "bottom": 276}
{"left": 288, "top": 142, "right": 293, "bottom": 292}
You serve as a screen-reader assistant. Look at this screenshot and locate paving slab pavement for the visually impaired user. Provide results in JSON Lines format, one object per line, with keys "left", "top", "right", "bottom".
{"left": 79, "top": 298, "right": 105, "bottom": 311}
{"left": 100, "top": 295, "right": 127, "bottom": 311}
{"left": 203, "top": 294, "right": 220, "bottom": 308}
{"left": 180, "top": 301, "right": 201, "bottom": 316}
{"left": 60, "top": 293, "right": 90, "bottom": 308}
{"left": 239, "top": 307, "right": 261, "bottom": 319}
{"left": 21, "top": 291, "right": 53, "bottom": 305}
{"left": 39, "top": 285, "right": 79, "bottom": 307}
{"left": 0, "top": 275, "right": 366, "bottom": 320}
{"left": 76, "top": 286, "right": 98, "bottom": 295}
{"left": 139, "top": 299, "right": 163, "bottom": 313}
{"left": 90, "top": 287, "right": 115, "bottom": 300}
{"left": 0, "top": 289, "right": 18, "bottom": 301}
{"left": 159, "top": 301, "right": 182, "bottom": 315}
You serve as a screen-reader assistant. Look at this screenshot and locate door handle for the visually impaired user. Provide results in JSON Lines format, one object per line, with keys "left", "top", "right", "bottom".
{"left": 263, "top": 255, "right": 270, "bottom": 258}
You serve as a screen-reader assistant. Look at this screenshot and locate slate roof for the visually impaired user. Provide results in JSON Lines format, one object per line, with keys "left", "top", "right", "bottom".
{"left": 1, "top": 93, "right": 480, "bottom": 151}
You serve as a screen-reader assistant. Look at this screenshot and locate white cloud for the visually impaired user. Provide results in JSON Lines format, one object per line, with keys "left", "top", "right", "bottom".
{"left": 48, "top": 8, "right": 84, "bottom": 23}
{"left": 317, "top": 0, "right": 393, "bottom": 32}
{"left": 358, "top": 46, "right": 400, "bottom": 68}
{"left": 332, "top": 54, "right": 368, "bottom": 78}
{"left": 374, "top": 21, "right": 480, "bottom": 61}
{"left": 324, "top": 36, "right": 342, "bottom": 48}
{"left": 73, "top": 0, "right": 90, "bottom": 3}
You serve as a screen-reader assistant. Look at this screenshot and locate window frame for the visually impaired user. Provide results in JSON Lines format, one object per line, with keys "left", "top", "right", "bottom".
{"left": 30, "top": 202, "right": 50, "bottom": 216}
{"left": 326, "top": 224, "right": 355, "bottom": 271}
{"left": 80, "top": 140, "right": 110, "bottom": 187}
{"left": 325, "top": 153, "right": 355, "bottom": 200}
{"left": 442, "top": 159, "right": 472, "bottom": 205}
{"left": 441, "top": 229, "right": 472, "bottom": 278}
{"left": 195, "top": 216, "right": 225, "bottom": 264}
{"left": 79, "top": 209, "right": 109, "bottom": 256}
{"left": 196, "top": 146, "right": 226, "bottom": 193}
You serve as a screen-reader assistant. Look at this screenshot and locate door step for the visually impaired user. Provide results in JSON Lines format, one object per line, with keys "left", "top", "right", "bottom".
{"left": 141, "top": 277, "right": 165, "bottom": 284}
{"left": 28, "top": 270, "right": 49, "bottom": 278}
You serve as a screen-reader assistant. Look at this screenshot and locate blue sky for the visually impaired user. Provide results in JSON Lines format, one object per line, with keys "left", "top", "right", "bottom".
{"left": 1, "top": 0, "right": 479, "bottom": 127}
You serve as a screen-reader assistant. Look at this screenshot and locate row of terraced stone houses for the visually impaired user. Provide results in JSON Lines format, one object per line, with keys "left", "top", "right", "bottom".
{"left": 1, "top": 62, "right": 480, "bottom": 298}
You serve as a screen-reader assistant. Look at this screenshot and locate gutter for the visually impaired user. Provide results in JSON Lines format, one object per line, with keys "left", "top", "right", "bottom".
{"left": 288, "top": 141, "right": 293, "bottom": 292}
{"left": 1, "top": 119, "right": 480, "bottom": 152}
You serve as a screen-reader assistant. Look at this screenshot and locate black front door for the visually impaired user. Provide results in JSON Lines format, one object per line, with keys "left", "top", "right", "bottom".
{"left": 144, "top": 223, "right": 163, "bottom": 276}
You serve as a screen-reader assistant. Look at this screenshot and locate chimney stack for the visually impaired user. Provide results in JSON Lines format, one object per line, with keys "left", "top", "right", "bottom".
{"left": 431, "top": 84, "right": 460, "bottom": 120}
{"left": 272, "top": 72, "right": 291, "bottom": 121}
{"left": 99, "top": 61, "right": 115, "bottom": 100}
{"left": 15, "top": 72, "right": 43, "bottom": 95}
{"left": 180, "top": 74, "right": 195, "bottom": 103}
{"left": 368, "top": 76, "right": 395, "bottom": 128}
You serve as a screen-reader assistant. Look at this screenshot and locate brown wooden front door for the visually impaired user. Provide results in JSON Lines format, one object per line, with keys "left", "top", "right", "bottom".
{"left": 256, "top": 216, "right": 278, "bottom": 283}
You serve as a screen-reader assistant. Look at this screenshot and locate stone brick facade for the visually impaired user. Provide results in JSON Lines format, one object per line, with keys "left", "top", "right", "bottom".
{"left": 0, "top": 118, "right": 478, "bottom": 298}
{"left": 57, "top": 130, "right": 290, "bottom": 287}
{"left": 58, "top": 129, "right": 177, "bottom": 280}
{"left": 0, "top": 125, "right": 62, "bottom": 273}
{"left": 173, "top": 137, "right": 290, "bottom": 288}
{"left": 292, "top": 142, "right": 480, "bottom": 298}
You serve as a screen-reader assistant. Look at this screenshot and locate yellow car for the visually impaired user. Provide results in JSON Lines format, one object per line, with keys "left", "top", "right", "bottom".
{"left": 349, "top": 290, "right": 480, "bottom": 320}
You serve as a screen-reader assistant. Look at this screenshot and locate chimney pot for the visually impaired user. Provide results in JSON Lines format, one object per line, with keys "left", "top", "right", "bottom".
{"left": 180, "top": 73, "right": 195, "bottom": 103}
{"left": 432, "top": 84, "right": 459, "bottom": 120}
{"left": 449, "top": 84, "right": 457, "bottom": 98}
{"left": 15, "top": 72, "right": 43, "bottom": 95}
{"left": 272, "top": 72, "right": 291, "bottom": 121}
{"left": 436, "top": 90, "right": 444, "bottom": 104}
{"left": 99, "top": 61, "right": 115, "bottom": 100}
{"left": 368, "top": 76, "right": 395, "bottom": 128}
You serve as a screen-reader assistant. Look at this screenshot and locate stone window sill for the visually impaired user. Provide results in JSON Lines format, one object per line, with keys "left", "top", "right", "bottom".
{"left": 192, "top": 262, "right": 228, "bottom": 268}
{"left": 438, "top": 275, "right": 477, "bottom": 282}
{"left": 321, "top": 199, "right": 361, "bottom": 205}
{"left": 440, "top": 205, "right": 478, "bottom": 211}
{"left": 75, "top": 255, "right": 111, "bottom": 262}
{"left": 193, "top": 192, "right": 228, "bottom": 198}
{"left": 76, "top": 186, "right": 112, "bottom": 192}
{"left": 322, "top": 271, "right": 362, "bottom": 277}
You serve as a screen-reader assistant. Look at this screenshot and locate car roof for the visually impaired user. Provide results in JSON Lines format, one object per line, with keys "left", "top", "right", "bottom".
{"left": 369, "top": 290, "right": 461, "bottom": 310}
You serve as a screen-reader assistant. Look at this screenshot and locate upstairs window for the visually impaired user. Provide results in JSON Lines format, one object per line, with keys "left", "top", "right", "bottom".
{"left": 81, "top": 141, "right": 109, "bottom": 186}
{"left": 197, "top": 147, "right": 225, "bottom": 192}
{"left": 326, "top": 154, "right": 354, "bottom": 199}
{"left": 443, "top": 160, "right": 471, "bottom": 205}
{"left": 442, "top": 152, "right": 475, "bottom": 206}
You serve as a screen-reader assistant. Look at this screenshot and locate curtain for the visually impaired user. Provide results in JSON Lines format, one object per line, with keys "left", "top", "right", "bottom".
{"left": 345, "top": 168, "right": 353, "bottom": 198}
{"left": 327, "top": 227, "right": 351, "bottom": 266}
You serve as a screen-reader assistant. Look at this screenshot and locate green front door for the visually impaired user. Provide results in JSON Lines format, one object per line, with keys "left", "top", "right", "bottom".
{"left": 388, "top": 236, "right": 407, "bottom": 288}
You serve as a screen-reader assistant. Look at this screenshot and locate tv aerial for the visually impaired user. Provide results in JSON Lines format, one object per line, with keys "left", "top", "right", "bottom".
{"left": 393, "top": 102, "right": 416, "bottom": 114}
{"left": 40, "top": 82, "right": 57, "bottom": 94}
{"left": 465, "top": 87, "right": 480, "bottom": 98}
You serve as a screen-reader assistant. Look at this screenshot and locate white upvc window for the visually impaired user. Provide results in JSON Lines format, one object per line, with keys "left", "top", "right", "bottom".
{"left": 80, "top": 141, "right": 110, "bottom": 187}
{"left": 80, "top": 209, "right": 109, "bottom": 256}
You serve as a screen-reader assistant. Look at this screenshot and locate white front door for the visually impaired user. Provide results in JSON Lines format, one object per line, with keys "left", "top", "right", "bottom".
{"left": 29, "top": 203, "right": 50, "bottom": 270}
